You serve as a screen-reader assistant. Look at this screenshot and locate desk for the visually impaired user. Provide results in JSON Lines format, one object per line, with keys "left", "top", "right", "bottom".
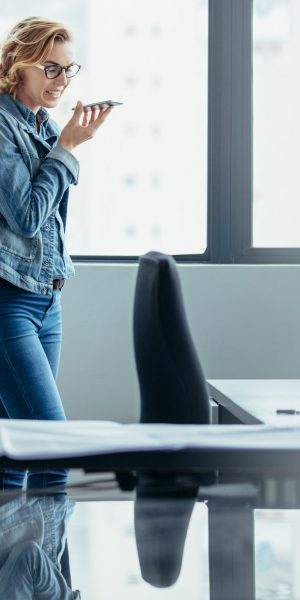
{"left": 1, "top": 417, "right": 300, "bottom": 598}
{"left": 208, "top": 379, "right": 300, "bottom": 425}
{"left": 3, "top": 418, "right": 300, "bottom": 475}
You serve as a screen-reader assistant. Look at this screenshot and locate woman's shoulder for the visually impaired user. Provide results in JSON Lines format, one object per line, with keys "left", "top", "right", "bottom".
{"left": 0, "top": 94, "right": 23, "bottom": 129}
{"left": 0, "top": 95, "right": 28, "bottom": 136}
{"left": 0, "top": 106, "right": 18, "bottom": 139}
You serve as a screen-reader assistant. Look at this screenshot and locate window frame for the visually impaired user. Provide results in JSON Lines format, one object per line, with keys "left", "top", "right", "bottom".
{"left": 73, "top": 0, "right": 300, "bottom": 265}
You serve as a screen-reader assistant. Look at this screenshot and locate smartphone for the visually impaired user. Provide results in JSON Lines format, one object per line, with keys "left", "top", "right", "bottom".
{"left": 72, "top": 100, "right": 123, "bottom": 111}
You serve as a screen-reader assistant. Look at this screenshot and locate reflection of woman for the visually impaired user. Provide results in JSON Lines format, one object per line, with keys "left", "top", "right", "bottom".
{"left": 0, "top": 17, "right": 113, "bottom": 491}
{"left": 0, "top": 495, "right": 80, "bottom": 598}
{"left": 0, "top": 542, "right": 80, "bottom": 599}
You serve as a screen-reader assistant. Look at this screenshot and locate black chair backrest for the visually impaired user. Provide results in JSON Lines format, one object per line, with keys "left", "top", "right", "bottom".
{"left": 133, "top": 251, "right": 210, "bottom": 424}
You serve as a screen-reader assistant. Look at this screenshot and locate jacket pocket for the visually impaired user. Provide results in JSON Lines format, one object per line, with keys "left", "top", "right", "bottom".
{"left": 0, "top": 215, "right": 38, "bottom": 261}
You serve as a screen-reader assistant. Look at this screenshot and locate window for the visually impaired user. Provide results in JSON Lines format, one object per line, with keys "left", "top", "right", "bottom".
{"left": 207, "top": 0, "right": 300, "bottom": 264}
{"left": 3, "top": 1, "right": 295, "bottom": 263}
{"left": 253, "top": 0, "right": 299, "bottom": 248}
{"left": 0, "top": 1, "right": 209, "bottom": 257}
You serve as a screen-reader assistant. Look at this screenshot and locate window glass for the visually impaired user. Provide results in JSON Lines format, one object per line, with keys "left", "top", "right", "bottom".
{"left": 0, "top": 1, "right": 208, "bottom": 256}
{"left": 253, "top": 0, "right": 299, "bottom": 247}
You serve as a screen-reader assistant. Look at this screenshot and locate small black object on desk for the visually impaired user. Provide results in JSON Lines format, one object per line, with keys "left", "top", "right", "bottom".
{"left": 276, "top": 409, "right": 300, "bottom": 415}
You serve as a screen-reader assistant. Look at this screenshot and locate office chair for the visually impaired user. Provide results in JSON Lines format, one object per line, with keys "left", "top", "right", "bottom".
{"left": 133, "top": 251, "right": 211, "bottom": 587}
{"left": 133, "top": 250, "right": 211, "bottom": 424}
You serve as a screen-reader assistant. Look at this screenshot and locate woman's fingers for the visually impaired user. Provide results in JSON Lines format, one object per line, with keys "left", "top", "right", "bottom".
{"left": 82, "top": 105, "right": 114, "bottom": 134}
{"left": 59, "top": 102, "right": 114, "bottom": 149}
{"left": 89, "top": 107, "right": 99, "bottom": 125}
{"left": 92, "top": 105, "right": 114, "bottom": 130}
{"left": 81, "top": 105, "right": 106, "bottom": 127}
{"left": 81, "top": 110, "right": 89, "bottom": 127}
{"left": 73, "top": 102, "right": 113, "bottom": 130}
{"left": 72, "top": 100, "right": 84, "bottom": 122}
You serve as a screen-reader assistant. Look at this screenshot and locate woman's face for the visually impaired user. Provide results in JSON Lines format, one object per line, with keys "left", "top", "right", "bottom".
{"left": 16, "top": 40, "right": 76, "bottom": 113}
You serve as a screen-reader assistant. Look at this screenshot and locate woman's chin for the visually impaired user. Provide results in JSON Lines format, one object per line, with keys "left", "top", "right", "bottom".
{"left": 42, "top": 93, "right": 61, "bottom": 107}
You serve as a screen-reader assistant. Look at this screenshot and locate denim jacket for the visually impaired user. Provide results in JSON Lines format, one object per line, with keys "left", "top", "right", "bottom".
{"left": 0, "top": 495, "right": 76, "bottom": 567}
{"left": 0, "top": 93, "right": 79, "bottom": 295}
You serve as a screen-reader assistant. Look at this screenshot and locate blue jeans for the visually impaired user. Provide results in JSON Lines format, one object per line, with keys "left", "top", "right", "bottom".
{"left": 0, "top": 283, "right": 68, "bottom": 490}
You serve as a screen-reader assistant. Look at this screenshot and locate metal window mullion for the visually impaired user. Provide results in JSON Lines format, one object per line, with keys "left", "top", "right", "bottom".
{"left": 230, "top": 0, "right": 253, "bottom": 262}
{"left": 208, "top": 0, "right": 254, "bottom": 264}
{"left": 208, "top": 0, "right": 233, "bottom": 262}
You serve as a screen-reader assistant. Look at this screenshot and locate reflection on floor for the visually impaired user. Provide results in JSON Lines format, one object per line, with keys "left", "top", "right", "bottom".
{"left": 65, "top": 472, "right": 299, "bottom": 599}
{"left": 255, "top": 509, "right": 297, "bottom": 600}
{"left": 67, "top": 501, "right": 209, "bottom": 600}
{"left": 68, "top": 492, "right": 300, "bottom": 600}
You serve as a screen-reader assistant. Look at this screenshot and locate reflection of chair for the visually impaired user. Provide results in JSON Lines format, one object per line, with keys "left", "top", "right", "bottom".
{"left": 134, "top": 475, "right": 199, "bottom": 587}
{"left": 133, "top": 251, "right": 211, "bottom": 425}
{"left": 133, "top": 251, "right": 211, "bottom": 587}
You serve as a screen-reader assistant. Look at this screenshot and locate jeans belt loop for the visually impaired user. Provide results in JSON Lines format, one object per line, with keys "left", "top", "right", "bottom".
{"left": 53, "top": 278, "right": 65, "bottom": 290}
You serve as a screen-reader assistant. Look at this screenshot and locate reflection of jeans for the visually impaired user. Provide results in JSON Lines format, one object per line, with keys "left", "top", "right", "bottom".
{"left": 0, "top": 541, "right": 80, "bottom": 599}
{"left": 0, "top": 284, "right": 68, "bottom": 490}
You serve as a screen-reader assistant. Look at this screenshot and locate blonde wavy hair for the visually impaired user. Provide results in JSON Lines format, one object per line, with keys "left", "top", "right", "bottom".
{"left": 0, "top": 16, "right": 73, "bottom": 98}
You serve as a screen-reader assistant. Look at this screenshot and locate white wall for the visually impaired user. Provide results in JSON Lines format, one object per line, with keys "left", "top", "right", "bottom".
{"left": 57, "top": 264, "right": 300, "bottom": 422}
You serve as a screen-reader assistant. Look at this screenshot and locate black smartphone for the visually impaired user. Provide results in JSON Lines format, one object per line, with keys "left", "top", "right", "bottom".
{"left": 72, "top": 100, "right": 123, "bottom": 111}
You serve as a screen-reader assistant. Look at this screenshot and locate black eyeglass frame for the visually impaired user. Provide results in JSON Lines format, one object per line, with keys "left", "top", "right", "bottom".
{"left": 35, "top": 63, "right": 81, "bottom": 79}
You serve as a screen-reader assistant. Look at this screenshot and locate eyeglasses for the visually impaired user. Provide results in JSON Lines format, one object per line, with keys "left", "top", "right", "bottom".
{"left": 35, "top": 63, "right": 81, "bottom": 79}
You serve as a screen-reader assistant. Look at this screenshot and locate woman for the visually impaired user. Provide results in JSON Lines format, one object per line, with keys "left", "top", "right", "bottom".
{"left": 0, "top": 16, "right": 113, "bottom": 491}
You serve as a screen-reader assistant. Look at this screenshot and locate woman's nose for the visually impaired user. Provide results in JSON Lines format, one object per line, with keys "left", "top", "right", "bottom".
{"left": 56, "top": 69, "right": 68, "bottom": 85}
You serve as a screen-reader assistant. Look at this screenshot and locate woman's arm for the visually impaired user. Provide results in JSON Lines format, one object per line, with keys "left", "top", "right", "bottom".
{"left": 0, "top": 120, "right": 79, "bottom": 238}
{"left": 0, "top": 541, "right": 79, "bottom": 599}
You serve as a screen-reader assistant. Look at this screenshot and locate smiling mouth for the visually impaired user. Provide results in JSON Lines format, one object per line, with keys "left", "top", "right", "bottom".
{"left": 46, "top": 91, "right": 62, "bottom": 97}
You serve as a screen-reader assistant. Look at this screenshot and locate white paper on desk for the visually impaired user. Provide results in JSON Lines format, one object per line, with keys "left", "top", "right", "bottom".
{"left": 0, "top": 420, "right": 158, "bottom": 460}
{"left": 1, "top": 419, "right": 300, "bottom": 460}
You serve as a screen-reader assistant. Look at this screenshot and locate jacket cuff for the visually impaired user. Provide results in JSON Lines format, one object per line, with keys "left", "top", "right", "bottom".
{"left": 46, "top": 146, "right": 80, "bottom": 185}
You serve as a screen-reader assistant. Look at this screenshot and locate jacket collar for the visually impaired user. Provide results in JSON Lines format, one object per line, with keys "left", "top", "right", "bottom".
{"left": 14, "top": 95, "right": 49, "bottom": 130}
{"left": 0, "top": 93, "right": 59, "bottom": 138}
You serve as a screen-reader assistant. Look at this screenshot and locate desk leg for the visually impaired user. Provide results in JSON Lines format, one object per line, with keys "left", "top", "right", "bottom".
{"left": 208, "top": 503, "right": 255, "bottom": 600}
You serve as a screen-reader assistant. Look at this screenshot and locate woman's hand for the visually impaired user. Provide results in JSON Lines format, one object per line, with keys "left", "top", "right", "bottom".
{"left": 57, "top": 101, "right": 114, "bottom": 152}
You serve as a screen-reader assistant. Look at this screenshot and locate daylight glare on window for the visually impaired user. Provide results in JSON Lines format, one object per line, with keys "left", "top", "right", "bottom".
{"left": 253, "top": 0, "right": 300, "bottom": 247}
{"left": 0, "top": 0, "right": 209, "bottom": 256}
